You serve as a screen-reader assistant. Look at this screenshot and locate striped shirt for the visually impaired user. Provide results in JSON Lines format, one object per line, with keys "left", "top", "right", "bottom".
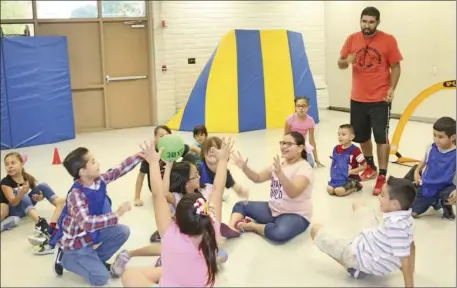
{"left": 58, "top": 154, "right": 142, "bottom": 250}
{"left": 352, "top": 209, "right": 414, "bottom": 276}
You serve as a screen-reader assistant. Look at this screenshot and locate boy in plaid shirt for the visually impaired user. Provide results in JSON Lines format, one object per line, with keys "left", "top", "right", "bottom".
{"left": 52, "top": 147, "right": 143, "bottom": 286}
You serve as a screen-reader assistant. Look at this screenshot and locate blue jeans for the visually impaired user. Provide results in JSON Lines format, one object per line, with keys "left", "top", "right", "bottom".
{"left": 412, "top": 186, "right": 455, "bottom": 215}
{"left": 8, "top": 183, "right": 57, "bottom": 218}
{"left": 61, "top": 225, "right": 130, "bottom": 286}
{"left": 28, "top": 183, "right": 57, "bottom": 206}
{"left": 232, "top": 201, "right": 310, "bottom": 243}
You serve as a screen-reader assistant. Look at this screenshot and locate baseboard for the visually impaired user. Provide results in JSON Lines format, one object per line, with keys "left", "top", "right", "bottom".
{"left": 328, "top": 106, "right": 438, "bottom": 124}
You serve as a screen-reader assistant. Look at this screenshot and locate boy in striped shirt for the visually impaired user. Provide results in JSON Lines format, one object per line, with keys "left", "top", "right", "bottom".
{"left": 311, "top": 176, "right": 416, "bottom": 287}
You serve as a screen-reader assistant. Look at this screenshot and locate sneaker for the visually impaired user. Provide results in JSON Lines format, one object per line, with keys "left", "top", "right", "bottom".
{"left": 53, "top": 247, "right": 64, "bottom": 276}
{"left": 442, "top": 205, "right": 455, "bottom": 220}
{"left": 28, "top": 233, "right": 48, "bottom": 246}
{"left": 104, "top": 262, "right": 112, "bottom": 272}
{"left": 432, "top": 200, "right": 442, "bottom": 210}
{"left": 222, "top": 191, "right": 230, "bottom": 201}
{"left": 347, "top": 267, "right": 367, "bottom": 279}
{"left": 154, "top": 257, "right": 162, "bottom": 267}
{"left": 360, "top": 166, "right": 378, "bottom": 182}
{"left": 372, "top": 175, "right": 386, "bottom": 196}
{"left": 34, "top": 242, "right": 55, "bottom": 255}
{"left": 35, "top": 217, "right": 50, "bottom": 238}
{"left": 0, "top": 216, "right": 20, "bottom": 232}
{"left": 149, "top": 230, "right": 161, "bottom": 243}
{"left": 110, "top": 250, "right": 130, "bottom": 277}
{"left": 356, "top": 182, "right": 363, "bottom": 192}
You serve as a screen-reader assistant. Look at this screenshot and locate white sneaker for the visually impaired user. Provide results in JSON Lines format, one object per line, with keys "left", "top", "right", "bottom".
{"left": 34, "top": 243, "right": 55, "bottom": 255}
{"left": 28, "top": 233, "right": 47, "bottom": 246}
{"left": 222, "top": 191, "right": 230, "bottom": 201}
{"left": 0, "top": 216, "right": 20, "bottom": 232}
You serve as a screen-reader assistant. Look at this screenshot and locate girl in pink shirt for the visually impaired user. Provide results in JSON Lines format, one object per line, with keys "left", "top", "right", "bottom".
{"left": 284, "top": 97, "right": 324, "bottom": 168}
{"left": 227, "top": 132, "right": 313, "bottom": 243}
{"left": 122, "top": 138, "right": 234, "bottom": 287}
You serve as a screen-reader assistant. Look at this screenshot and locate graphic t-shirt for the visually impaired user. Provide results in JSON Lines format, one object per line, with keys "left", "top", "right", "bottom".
{"left": 269, "top": 160, "right": 313, "bottom": 222}
{"left": 340, "top": 31, "right": 403, "bottom": 103}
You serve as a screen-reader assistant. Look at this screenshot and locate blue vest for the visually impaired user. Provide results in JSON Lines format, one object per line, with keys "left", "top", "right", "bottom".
{"left": 328, "top": 145, "right": 356, "bottom": 187}
{"left": 420, "top": 144, "right": 456, "bottom": 197}
{"left": 49, "top": 181, "right": 112, "bottom": 247}
{"left": 199, "top": 162, "right": 212, "bottom": 185}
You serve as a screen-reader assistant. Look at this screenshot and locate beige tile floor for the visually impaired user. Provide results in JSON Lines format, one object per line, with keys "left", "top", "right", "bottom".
{"left": 1, "top": 110, "right": 455, "bottom": 287}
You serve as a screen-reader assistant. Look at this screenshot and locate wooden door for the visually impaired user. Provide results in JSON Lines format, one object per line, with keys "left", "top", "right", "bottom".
{"left": 103, "top": 21, "right": 152, "bottom": 129}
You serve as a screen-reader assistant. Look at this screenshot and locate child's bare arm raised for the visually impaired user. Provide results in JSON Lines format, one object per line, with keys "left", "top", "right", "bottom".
{"left": 209, "top": 138, "right": 234, "bottom": 224}
{"left": 139, "top": 141, "right": 172, "bottom": 237}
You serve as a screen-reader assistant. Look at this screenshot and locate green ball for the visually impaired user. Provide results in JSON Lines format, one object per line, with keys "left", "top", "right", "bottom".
{"left": 157, "top": 134, "right": 185, "bottom": 162}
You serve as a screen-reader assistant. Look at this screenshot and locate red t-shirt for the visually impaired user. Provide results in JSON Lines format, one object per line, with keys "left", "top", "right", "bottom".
{"left": 340, "top": 31, "right": 403, "bottom": 103}
{"left": 335, "top": 144, "right": 366, "bottom": 179}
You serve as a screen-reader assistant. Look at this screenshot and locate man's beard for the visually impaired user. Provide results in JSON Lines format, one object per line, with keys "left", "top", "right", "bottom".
{"left": 362, "top": 27, "right": 376, "bottom": 36}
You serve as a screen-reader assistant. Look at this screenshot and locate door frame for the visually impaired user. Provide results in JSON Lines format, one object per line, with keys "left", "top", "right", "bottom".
{"left": 1, "top": 0, "right": 157, "bottom": 131}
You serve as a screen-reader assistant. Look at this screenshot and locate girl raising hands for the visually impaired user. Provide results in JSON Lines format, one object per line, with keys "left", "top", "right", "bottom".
{"left": 122, "top": 138, "right": 234, "bottom": 287}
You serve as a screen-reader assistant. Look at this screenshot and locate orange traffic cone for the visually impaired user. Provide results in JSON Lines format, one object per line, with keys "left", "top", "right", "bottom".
{"left": 52, "top": 148, "right": 61, "bottom": 165}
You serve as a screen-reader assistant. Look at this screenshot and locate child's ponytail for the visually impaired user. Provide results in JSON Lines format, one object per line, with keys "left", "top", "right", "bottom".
{"left": 199, "top": 220, "right": 219, "bottom": 286}
{"left": 22, "top": 169, "right": 37, "bottom": 189}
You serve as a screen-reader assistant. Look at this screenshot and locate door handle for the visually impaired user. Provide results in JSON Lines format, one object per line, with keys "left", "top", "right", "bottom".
{"left": 105, "top": 75, "right": 147, "bottom": 83}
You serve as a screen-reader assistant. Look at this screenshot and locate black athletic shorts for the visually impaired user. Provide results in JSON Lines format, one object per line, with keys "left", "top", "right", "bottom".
{"left": 350, "top": 100, "right": 391, "bottom": 144}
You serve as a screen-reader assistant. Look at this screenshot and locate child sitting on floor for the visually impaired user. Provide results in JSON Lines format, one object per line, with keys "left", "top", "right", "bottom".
{"left": 52, "top": 147, "right": 143, "bottom": 286}
{"left": 284, "top": 96, "right": 323, "bottom": 168}
{"left": 404, "top": 117, "right": 456, "bottom": 220}
{"left": 1, "top": 152, "right": 65, "bottom": 255}
{"left": 121, "top": 138, "right": 234, "bottom": 287}
{"left": 327, "top": 124, "right": 366, "bottom": 197}
{"left": 110, "top": 161, "right": 228, "bottom": 277}
{"left": 182, "top": 125, "right": 208, "bottom": 165}
{"left": 312, "top": 176, "right": 416, "bottom": 287}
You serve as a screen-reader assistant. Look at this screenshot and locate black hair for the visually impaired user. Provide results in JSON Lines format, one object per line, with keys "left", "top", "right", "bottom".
{"left": 193, "top": 125, "right": 208, "bottom": 137}
{"left": 386, "top": 176, "right": 416, "bottom": 210}
{"left": 154, "top": 125, "right": 172, "bottom": 136}
{"left": 169, "top": 161, "right": 193, "bottom": 194}
{"left": 361, "top": 7, "right": 380, "bottom": 21}
{"left": 433, "top": 117, "right": 456, "bottom": 138}
{"left": 175, "top": 193, "right": 219, "bottom": 285}
{"left": 4, "top": 152, "right": 37, "bottom": 189}
{"left": 286, "top": 131, "right": 308, "bottom": 161}
{"left": 63, "top": 147, "right": 90, "bottom": 180}
{"left": 294, "top": 96, "right": 310, "bottom": 106}
{"left": 200, "top": 136, "right": 222, "bottom": 162}
{"left": 339, "top": 124, "right": 355, "bottom": 134}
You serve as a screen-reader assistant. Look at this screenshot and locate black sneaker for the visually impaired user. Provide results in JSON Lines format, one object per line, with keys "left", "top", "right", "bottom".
{"left": 104, "top": 262, "right": 112, "bottom": 271}
{"left": 53, "top": 247, "right": 64, "bottom": 276}
{"left": 35, "top": 217, "right": 50, "bottom": 238}
{"left": 149, "top": 230, "right": 161, "bottom": 243}
{"left": 432, "top": 200, "right": 442, "bottom": 210}
{"left": 347, "top": 268, "right": 367, "bottom": 279}
{"left": 442, "top": 205, "right": 455, "bottom": 220}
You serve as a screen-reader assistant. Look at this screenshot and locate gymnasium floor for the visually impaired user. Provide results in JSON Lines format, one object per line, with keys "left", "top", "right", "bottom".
{"left": 1, "top": 110, "right": 455, "bottom": 287}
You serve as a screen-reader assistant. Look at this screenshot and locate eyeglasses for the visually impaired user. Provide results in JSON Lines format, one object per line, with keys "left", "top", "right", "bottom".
{"left": 295, "top": 105, "right": 308, "bottom": 109}
{"left": 279, "top": 141, "right": 297, "bottom": 147}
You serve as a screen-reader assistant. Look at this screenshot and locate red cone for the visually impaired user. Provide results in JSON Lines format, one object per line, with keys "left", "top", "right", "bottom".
{"left": 52, "top": 148, "right": 61, "bottom": 165}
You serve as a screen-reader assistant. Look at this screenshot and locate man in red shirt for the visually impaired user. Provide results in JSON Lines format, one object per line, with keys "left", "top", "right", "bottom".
{"left": 338, "top": 6, "right": 402, "bottom": 196}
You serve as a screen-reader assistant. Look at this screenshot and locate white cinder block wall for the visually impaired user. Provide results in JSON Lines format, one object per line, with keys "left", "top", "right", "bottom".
{"left": 150, "top": 1, "right": 327, "bottom": 124}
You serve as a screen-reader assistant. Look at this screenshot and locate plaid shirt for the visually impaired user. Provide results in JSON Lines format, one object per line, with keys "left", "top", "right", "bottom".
{"left": 58, "top": 154, "right": 142, "bottom": 250}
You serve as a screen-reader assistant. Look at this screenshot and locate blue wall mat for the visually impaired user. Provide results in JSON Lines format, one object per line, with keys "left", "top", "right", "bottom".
{"left": 2, "top": 36, "right": 75, "bottom": 148}
{"left": 0, "top": 39, "right": 12, "bottom": 149}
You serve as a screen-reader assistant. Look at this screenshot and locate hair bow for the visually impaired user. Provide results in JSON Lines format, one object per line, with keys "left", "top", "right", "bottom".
{"left": 194, "top": 198, "right": 216, "bottom": 223}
